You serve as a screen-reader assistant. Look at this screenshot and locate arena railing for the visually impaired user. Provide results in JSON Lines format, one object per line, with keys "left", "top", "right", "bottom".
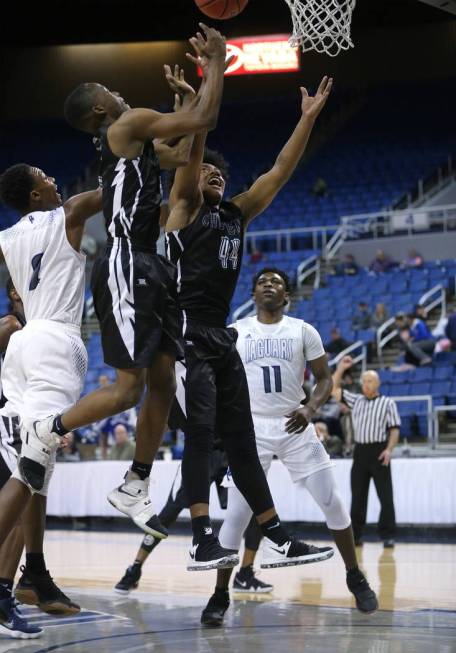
{"left": 297, "top": 255, "right": 321, "bottom": 290}
{"left": 232, "top": 298, "right": 256, "bottom": 322}
{"left": 392, "top": 154, "right": 454, "bottom": 210}
{"left": 391, "top": 395, "right": 435, "bottom": 448}
{"left": 433, "top": 405, "right": 456, "bottom": 448}
{"left": 245, "top": 225, "right": 338, "bottom": 253}
{"left": 327, "top": 340, "right": 367, "bottom": 373}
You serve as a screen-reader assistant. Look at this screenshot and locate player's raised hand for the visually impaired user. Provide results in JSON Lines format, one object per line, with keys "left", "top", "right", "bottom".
{"left": 300, "top": 76, "right": 333, "bottom": 121}
{"left": 187, "top": 23, "right": 226, "bottom": 67}
{"left": 164, "top": 64, "right": 196, "bottom": 110}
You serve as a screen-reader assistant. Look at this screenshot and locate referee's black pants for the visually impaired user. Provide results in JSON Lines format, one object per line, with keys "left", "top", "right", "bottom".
{"left": 350, "top": 442, "right": 396, "bottom": 541}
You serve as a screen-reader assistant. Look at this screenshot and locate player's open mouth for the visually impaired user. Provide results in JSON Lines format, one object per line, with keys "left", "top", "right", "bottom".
{"left": 208, "top": 177, "right": 223, "bottom": 188}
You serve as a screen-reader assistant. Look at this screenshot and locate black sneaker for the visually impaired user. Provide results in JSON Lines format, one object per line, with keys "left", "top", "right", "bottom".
{"left": 233, "top": 568, "right": 273, "bottom": 594}
{"left": 187, "top": 536, "right": 239, "bottom": 571}
{"left": 201, "top": 589, "right": 230, "bottom": 627}
{"left": 260, "top": 537, "right": 334, "bottom": 569}
{"left": 346, "top": 568, "right": 378, "bottom": 614}
{"left": 114, "top": 564, "right": 142, "bottom": 595}
{"left": 15, "top": 566, "right": 80, "bottom": 616}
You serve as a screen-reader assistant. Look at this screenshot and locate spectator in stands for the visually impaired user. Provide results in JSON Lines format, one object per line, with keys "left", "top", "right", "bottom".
{"left": 414, "top": 305, "right": 428, "bottom": 322}
{"left": 315, "top": 421, "right": 343, "bottom": 458}
{"left": 395, "top": 313, "right": 434, "bottom": 366}
{"left": 352, "top": 302, "right": 371, "bottom": 331}
{"left": 109, "top": 424, "right": 136, "bottom": 461}
{"left": 96, "top": 374, "right": 137, "bottom": 458}
{"left": 371, "top": 303, "right": 389, "bottom": 329}
{"left": 56, "top": 432, "right": 80, "bottom": 462}
{"left": 369, "top": 250, "right": 395, "bottom": 274}
{"left": 445, "top": 312, "right": 456, "bottom": 350}
{"left": 312, "top": 176, "right": 328, "bottom": 197}
{"left": 336, "top": 253, "right": 359, "bottom": 276}
{"left": 401, "top": 249, "right": 423, "bottom": 269}
{"left": 325, "top": 327, "right": 352, "bottom": 357}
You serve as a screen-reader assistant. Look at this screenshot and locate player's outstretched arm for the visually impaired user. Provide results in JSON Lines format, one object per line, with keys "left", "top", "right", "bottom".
{"left": 64, "top": 187, "right": 102, "bottom": 252}
{"left": 154, "top": 66, "right": 198, "bottom": 169}
{"left": 232, "top": 77, "right": 333, "bottom": 226}
{"left": 165, "top": 131, "right": 207, "bottom": 232}
{"left": 110, "top": 25, "right": 226, "bottom": 149}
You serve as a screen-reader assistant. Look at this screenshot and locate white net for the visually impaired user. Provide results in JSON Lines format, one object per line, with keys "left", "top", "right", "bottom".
{"left": 284, "top": 0, "right": 356, "bottom": 57}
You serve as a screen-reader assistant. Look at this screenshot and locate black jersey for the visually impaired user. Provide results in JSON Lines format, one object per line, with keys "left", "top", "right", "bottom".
{"left": 166, "top": 201, "right": 244, "bottom": 327}
{"left": 99, "top": 126, "right": 162, "bottom": 250}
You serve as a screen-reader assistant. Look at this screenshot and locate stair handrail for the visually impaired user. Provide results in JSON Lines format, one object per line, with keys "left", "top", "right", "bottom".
{"left": 324, "top": 226, "right": 345, "bottom": 260}
{"left": 376, "top": 317, "right": 398, "bottom": 367}
{"left": 327, "top": 340, "right": 367, "bottom": 373}
{"left": 232, "top": 298, "right": 256, "bottom": 322}
{"left": 297, "top": 255, "right": 321, "bottom": 290}
{"left": 418, "top": 284, "right": 446, "bottom": 320}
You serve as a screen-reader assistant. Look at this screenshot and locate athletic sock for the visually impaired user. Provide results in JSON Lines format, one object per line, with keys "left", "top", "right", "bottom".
{"left": 237, "top": 565, "right": 253, "bottom": 580}
{"left": 131, "top": 461, "right": 152, "bottom": 481}
{"left": 25, "top": 553, "right": 47, "bottom": 575}
{"left": 132, "top": 560, "right": 143, "bottom": 570}
{"left": 0, "top": 578, "right": 13, "bottom": 599}
{"left": 52, "top": 415, "right": 69, "bottom": 437}
{"left": 259, "top": 516, "right": 289, "bottom": 546}
{"left": 191, "top": 515, "right": 213, "bottom": 544}
{"left": 214, "top": 586, "right": 229, "bottom": 600}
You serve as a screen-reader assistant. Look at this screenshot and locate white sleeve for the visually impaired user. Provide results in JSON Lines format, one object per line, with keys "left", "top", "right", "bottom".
{"left": 302, "top": 322, "right": 326, "bottom": 361}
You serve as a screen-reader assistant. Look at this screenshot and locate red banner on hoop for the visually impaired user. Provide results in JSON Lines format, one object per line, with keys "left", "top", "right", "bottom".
{"left": 197, "top": 34, "right": 300, "bottom": 77}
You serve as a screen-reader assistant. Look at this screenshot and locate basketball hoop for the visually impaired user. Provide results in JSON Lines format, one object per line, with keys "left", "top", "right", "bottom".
{"left": 283, "top": 0, "right": 356, "bottom": 57}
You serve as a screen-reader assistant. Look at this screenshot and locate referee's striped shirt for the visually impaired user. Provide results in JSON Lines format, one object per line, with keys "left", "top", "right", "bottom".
{"left": 342, "top": 390, "right": 401, "bottom": 444}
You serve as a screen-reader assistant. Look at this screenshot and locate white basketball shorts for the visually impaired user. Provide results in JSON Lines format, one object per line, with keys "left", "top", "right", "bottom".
{"left": 1, "top": 319, "right": 88, "bottom": 420}
{"left": 223, "top": 414, "right": 332, "bottom": 487}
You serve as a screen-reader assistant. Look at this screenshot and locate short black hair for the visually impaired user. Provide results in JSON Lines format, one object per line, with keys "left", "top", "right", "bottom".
{"left": 252, "top": 267, "right": 291, "bottom": 293}
{"left": 0, "top": 164, "right": 34, "bottom": 213}
{"left": 6, "top": 277, "right": 15, "bottom": 300}
{"left": 203, "top": 148, "right": 229, "bottom": 181}
{"left": 64, "top": 83, "right": 100, "bottom": 131}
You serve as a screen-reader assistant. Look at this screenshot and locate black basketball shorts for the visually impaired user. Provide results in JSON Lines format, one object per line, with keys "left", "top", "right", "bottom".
{"left": 91, "top": 243, "right": 183, "bottom": 370}
{"left": 182, "top": 323, "right": 255, "bottom": 438}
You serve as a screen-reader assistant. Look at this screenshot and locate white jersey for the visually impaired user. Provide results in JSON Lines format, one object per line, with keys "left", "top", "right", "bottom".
{"left": 231, "top": 315, "right": 325, "bottom": 418}
{"left": 0, "top": 207, "right": 85, "bottom": 325}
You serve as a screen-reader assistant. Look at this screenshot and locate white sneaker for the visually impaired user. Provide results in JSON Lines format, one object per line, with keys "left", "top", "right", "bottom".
{"left": 260, "top": 537, "right": 334, "bottom": 569}
{"left": 107, "top": 471, "right": 168, "bottom": 539}
{"left": 18, "top": 417, "right": 61, "bottom": 491}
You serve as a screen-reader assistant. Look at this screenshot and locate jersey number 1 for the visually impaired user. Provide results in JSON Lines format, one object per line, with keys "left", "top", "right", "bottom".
{"left": 261, "top": 366, "right": 282, "bottom": 393}
{"left": 29, "top": 253, "right": 44, "bottom": 290}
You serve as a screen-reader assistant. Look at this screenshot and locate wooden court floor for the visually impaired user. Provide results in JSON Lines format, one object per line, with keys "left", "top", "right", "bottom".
{"left": 2, "top": 530, "right": 455, "bottom": 652}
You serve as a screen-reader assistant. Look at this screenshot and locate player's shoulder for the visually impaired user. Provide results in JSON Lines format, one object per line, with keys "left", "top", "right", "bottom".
{"left": 229, "top": 315, "right": 256, "bottom": 331}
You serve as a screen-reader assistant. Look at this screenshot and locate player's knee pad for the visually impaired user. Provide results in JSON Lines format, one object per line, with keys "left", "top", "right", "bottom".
{"left": 300, "top": 471, "right": 351, "bottom": 531}
{"left": 222, "top": 429, "right": 257, "bottom": 462}
{"left": 184, "top": 425, "right": 214, "bottom": 455}
{"left": 11, "top": 465, "right": 35, "bottom": 495}
{"left": 219, "top": 489, "right": 253, "bottom": 551}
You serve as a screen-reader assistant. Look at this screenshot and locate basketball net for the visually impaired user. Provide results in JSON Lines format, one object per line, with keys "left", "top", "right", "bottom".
{"left": 284, "top": 0, "right": 356, "bottom": 57}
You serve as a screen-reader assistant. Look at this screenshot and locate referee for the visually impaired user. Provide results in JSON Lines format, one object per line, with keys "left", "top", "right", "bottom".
{"left": 332, "top": 356, "right": 400, "bottom": 548}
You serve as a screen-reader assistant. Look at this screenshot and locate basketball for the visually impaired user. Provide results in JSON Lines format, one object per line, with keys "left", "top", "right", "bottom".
{"left": 194, "top": 0, "right": 249, "bottom": 20}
